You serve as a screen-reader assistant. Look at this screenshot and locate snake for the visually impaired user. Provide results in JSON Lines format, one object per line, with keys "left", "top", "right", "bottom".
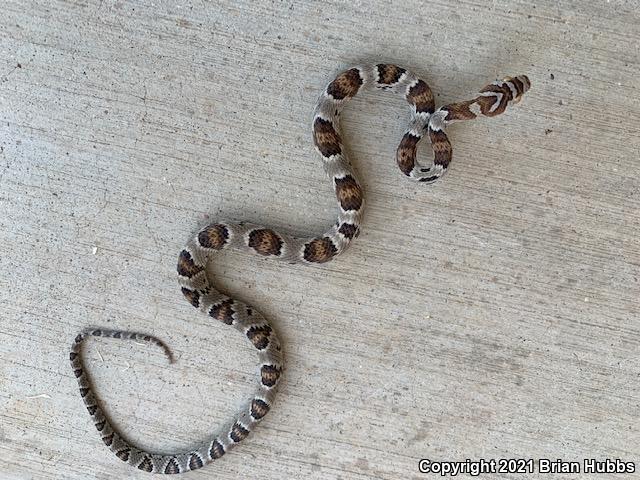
{"left": 70, "top": 64, "right": 530, "bottom": 474}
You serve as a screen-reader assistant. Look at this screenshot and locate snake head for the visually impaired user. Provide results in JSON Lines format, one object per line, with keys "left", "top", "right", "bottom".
{"left": 503, "top": 75, "right": 531, "bottom": 103}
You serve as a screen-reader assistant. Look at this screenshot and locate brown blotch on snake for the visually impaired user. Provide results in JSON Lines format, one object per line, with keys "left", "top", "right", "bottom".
{"left": 115, "top": 449, "right": 131, "bottom": 462}
{"left": 248, "top": 228, "right": 283, "bottom": 256}
{"left": 313, "top": 117, "right": 342, "bottom": 157}
{"left": 429, "top": 129, "right": 453, "bottom": 168}
{"left": 303, "top": 237, "right": 338, "bottom": 263}
{"left": 334, "top": 175, "right": 363, "bottom": 211}
{"left": 181, "top": 287, "right": 200, "bottom": 308}
{"left": 177, "top": 250, "right": 203, "bottom": 278}
{"left": 443, "top": 100, "right": 478, "bottom": 121}
{"left": 251, "top": 398, "right": 270, "bottom": 420}
{"left": 198, "top": 223, "right": 229, "bottom": 250}
{"left": 377, "top": 63, "right": 406, "bottom": 85}
{"left": 230, "top": 422, "right": 250, "bottom": 443}
{"left": 209, "top": 440, "right": 225, "bottom": 459}
{"left": 396, "top": 132, "right": 420, "bottom": 176}
{"left": 209, "top": 299, "right": 235, "bottom": 325}
{"left": 326, "top": 68, "right": 363, "bottom": 100}
{"left": 260, "top": 364, "right": 281, "bottom": 388}
{"left": 338, "top": 222, "right": 358, "bottom": 239}
{"left": 188, "top": 455, "right": 203, "bottom": 471}
{"left": 164, "top": 459, "right": 181, "bottom": 474}
{"left": 70, "top": 64, "right": 530, "bottom": 474}
{"left": 138, "top": 457, "right": 154, "bottom": 472}
{"left": 101, "top": 432, "right": 113, "bottom": 446}
{"left": 246, "top": 325, "right": 272, "bottom": 350}
{"left": 407, "top": 79, "right": 435, "bottom": 113}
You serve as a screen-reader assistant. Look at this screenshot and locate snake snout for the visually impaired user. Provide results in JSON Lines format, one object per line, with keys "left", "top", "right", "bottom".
{"left": 503, "top": 75, "right": 531, "bottom": 103}
{"left": 516, "top": 75, "right": 531, "bottom": 92}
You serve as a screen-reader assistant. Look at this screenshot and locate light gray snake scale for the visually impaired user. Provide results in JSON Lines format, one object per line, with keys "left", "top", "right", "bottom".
{"left": 70, "top": 64, "right": 530, "bottom": 474}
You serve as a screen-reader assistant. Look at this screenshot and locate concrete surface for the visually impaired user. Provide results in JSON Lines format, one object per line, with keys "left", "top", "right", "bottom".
{"left": 1, "top": 1, "right": 639, "bottom": 479}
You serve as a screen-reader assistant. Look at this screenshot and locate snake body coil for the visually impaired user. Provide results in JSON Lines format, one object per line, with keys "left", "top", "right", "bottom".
{"left": 70, "top": 64, "right": 530, "bottom": 473}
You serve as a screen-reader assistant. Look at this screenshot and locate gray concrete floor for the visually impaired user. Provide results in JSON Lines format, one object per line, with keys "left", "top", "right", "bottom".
{"left": 2, "top": 1, "right": 639, "bottom": 479}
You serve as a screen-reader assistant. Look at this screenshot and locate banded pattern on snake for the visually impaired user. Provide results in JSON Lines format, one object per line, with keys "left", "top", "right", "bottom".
{"left": 71, "top": 64, "right": 530, "bottom": 474}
